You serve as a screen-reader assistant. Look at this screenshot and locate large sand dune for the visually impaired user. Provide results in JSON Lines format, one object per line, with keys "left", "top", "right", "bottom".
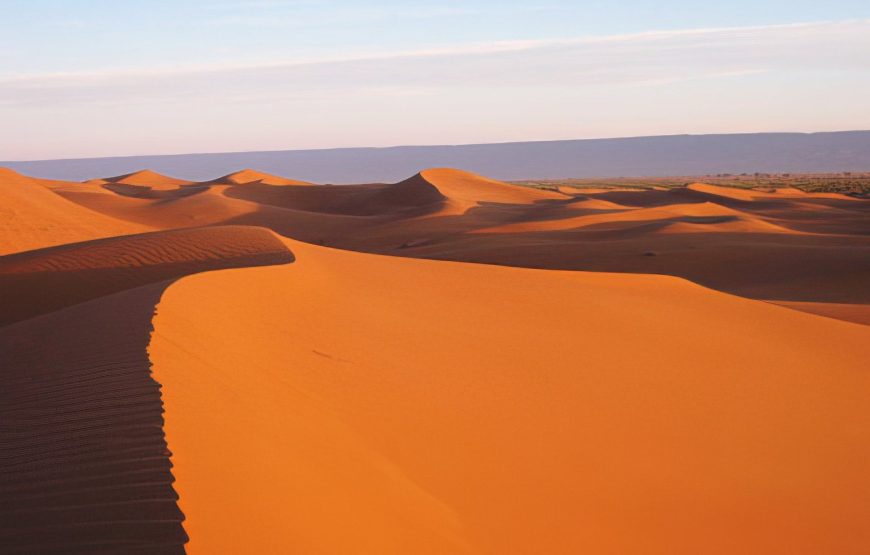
{"left": 0, "top": 225, "right": 294, "bottom": 326}
{"left": 0, "top": 168, "right": 150, "bottom": 255}
{"left": 149, "top": 239, "right": 870, "bottom": 554}
{"left": 2, "top": 166, "right": 868, "bottom": 553}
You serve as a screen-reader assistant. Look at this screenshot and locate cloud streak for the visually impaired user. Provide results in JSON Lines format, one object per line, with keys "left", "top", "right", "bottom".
{"left": 1, "top": 19, "right": 868, "bottom": 108}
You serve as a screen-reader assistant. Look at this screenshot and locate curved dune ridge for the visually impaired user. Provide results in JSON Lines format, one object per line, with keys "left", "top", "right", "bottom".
{"left": 209, "top": 169, "right": 312, "bottom": 186}
{"left": 0, "top": 226, "right": 294, "bottom": 553}
{"left": 149, "top": 239, "right": 870, "bottom": 554}
{"left": 2, "top": 166, "right": 869, "bottom": 553}
{"left": 105, "top": 169, "right": 193, "bottom": 188}
{"left": 0, "top": 225, "right": 294, "bottom": 326}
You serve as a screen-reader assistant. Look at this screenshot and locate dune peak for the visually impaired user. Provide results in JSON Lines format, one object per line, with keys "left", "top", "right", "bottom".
{"left": 216, "top": 169, "right": 311, "bottom": 186}
{"left": 105, "top": 169, "right": 192, "bottom": 187}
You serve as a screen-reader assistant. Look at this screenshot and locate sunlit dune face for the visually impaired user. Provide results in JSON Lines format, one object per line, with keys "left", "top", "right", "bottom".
{"left": 149, "top": 239, "right": 870, "bottom": 554}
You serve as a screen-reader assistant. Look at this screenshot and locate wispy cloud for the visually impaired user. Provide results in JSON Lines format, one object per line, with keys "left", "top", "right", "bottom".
{"left": 201, "top": 1, "right": 560, "bottom": 26}
{"left": 206, "top": 6, "right": 478, "bottom": 27}
{"left": 1, "top": 20, "right": 868, "bottom": 106}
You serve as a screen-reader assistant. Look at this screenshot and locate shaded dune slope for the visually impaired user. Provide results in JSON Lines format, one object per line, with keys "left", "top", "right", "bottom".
{"left": 0, "top": 225, "right": 294, "bottom": 327}
{"left": 101, "top": 183, "right": 208, "bottom": 201}
{"left": 0, "top": 229, "right": 295, "bottom": 553}
{"left": 150, "top": 240, "right": 870, "bottom": 554}
{"left": 222, "top": 167, "right": 563, "bottom": 217}
{"left": 206, "top": 169, "right": 311, "bottom": 186}
{"left": 0, "top": 286, "right": 187, "bottom": 554}
{"left": 54, "top": 179, "right": 375, "bottom": 245}
{"left": 221, "top": 169, "right": 448, "bottom": 216}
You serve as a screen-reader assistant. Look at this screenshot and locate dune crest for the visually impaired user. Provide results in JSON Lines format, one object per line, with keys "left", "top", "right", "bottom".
{"left": 0, "top": 225, "right": 294, "bottom": 326}
{"left": 104, "top": 169, "right": 192, "bottom": 187}
{"left": 212, "top": 168, "right": 312, "bottom": 186}
{"left": 417, "top": 167, "right": 566, "bottom": 211}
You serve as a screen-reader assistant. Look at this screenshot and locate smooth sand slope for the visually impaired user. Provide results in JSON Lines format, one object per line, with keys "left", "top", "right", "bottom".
{"left": 0, "top": 168, "right": 150, "bottom": 255}
{"left": 150, "top": 239, "right": 870, "bottom": 555}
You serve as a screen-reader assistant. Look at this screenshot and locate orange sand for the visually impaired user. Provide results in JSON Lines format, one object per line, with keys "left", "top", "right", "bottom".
{"left": 0, "top": 167, "right": 150, "bottom": 254}
{"left": 2, "top": 166, "right": 869, "bottom": 553}
{"left": 149, "top": 238, "right": 870, "bottom": 554}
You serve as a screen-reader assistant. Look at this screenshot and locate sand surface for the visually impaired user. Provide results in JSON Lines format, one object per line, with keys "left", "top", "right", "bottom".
{"left": 2, "top": 166, "right": 868, "bottom": 553}
{"left": 148, "top": 239, "right": 870, "bottom": 554}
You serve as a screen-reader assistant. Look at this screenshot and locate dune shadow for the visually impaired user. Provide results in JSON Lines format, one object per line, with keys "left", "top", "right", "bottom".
{"left": 0, "top": 225, "right": 295, "bottom": 327}
{"left": 0, "top": 229, "right": 295, "bottom": 553}
{"left": 103, "top": 183, "right": 210, "bottom": 201}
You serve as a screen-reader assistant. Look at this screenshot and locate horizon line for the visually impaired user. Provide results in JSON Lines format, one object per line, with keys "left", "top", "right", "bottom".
{"left": 4, "top": 129, "right": 870, "bottom": 164}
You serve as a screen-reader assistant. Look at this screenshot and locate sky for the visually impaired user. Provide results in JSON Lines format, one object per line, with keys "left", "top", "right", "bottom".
{"left": 1, "top": 0, "right": 870, "bottom": 160}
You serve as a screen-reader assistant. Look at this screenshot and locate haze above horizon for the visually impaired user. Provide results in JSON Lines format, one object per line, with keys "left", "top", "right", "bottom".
{"left": 2, "top": 0, "right": 870, "bottom": 160}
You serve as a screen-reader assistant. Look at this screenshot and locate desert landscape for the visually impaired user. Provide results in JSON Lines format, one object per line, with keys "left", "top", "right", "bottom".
{"left": 1, "top": 165, "right": 868, "bottom": 553}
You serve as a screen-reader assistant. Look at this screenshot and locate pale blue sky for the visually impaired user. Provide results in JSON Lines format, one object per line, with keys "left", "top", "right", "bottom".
{"left": 2, "top": 0, "right": 869, "bottom": 159}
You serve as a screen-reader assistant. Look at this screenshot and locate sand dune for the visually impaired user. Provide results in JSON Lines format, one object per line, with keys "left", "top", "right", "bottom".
{"left": 30, "top": 167, "right": 870, "bottom": 315}
{"left": 0, "top": 285, "right": 188, "bottom": 554}
{"left": 2, "top": 166, "right": 868, "bottom": 553}
{"left": 0, "top": 225, "right": 294, "bottom": 552}
{"left": 0, "top": 167, "right": 150, "bottom": 255}
{"left": 105, "top": 169, "right": 193, "bottom": 188}
{"left": 209, "top": 168, "right": 311, "bottom": 186}
{"left": 220, "top": 168, "right": 554, "bottom": 217}
{"left": 473, "top": 201, "right": 797, "bottom": 235}
{"left": 769, "top": 300, "right": 870, "bottom": 326}
{"left": 0, "top": 225, "right": 294, "bottom": 326}
{"left": 149, "top": 239, "right": 870, "bottom": 554}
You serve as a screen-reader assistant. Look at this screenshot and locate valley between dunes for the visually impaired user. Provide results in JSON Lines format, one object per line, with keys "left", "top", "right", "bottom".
{"left": 1, "top": 166, "right": 868, "bottom": 553}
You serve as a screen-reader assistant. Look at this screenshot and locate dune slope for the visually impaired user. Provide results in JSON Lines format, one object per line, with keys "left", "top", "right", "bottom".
{"left": 149, "top": 240, "right": 870, "bottom": 554}
{"left": 0, "top": 285, "right": 187, "bottom": 554}
{"left": 0, "top": 228, "right": 294, "bottom": 553}
{"left": 0, "top": 225, "right": 294, "bottom": 326}
{"left": 0, "top": 168, "right": 150, "bottom": 255}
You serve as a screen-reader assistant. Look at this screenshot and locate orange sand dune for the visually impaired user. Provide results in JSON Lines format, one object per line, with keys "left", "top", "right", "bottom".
{"left": 3, "top": 165, "right": 870, "bottom": 553}
{"left": 0, "top": 228, "right": 294, "bottom": 552}
{"left": 685, "top": 182, "right": 762, "bottom": 201}
{"left": 104, "top": 169, "right": 193, "bottom": 188}
{"left": 223, "top": 172, "right": 446, "bottom": 216}
{"left": 0, "top": 225, "right": 293, "bottom": 326}
{"left": 414, "top": 168, "right": 567, "bottom": 215}
{"left": 56, "top": 180, "right": 380, "bottom": 247}
{"left": 32, "top": 167, "right": 870, "bottom": 320}
{"left": 0, "top": 167, "right": 151, "bottom": 255}
{"left": 208, "top": 168, "right": 312, "bottom": 186}
{"left": 150, "top": 239, "right": 870, "bottom": 554}
{"left": 474, "top": 201, "right": 798, "bottom": 235}
{"left": 221, "top": 168, "right": 559, "bottom": 218}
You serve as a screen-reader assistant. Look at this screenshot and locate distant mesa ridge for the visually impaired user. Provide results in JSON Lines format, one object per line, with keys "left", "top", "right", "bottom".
{"left": 5, "top": 131, "right": 870, "bottom": 183}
